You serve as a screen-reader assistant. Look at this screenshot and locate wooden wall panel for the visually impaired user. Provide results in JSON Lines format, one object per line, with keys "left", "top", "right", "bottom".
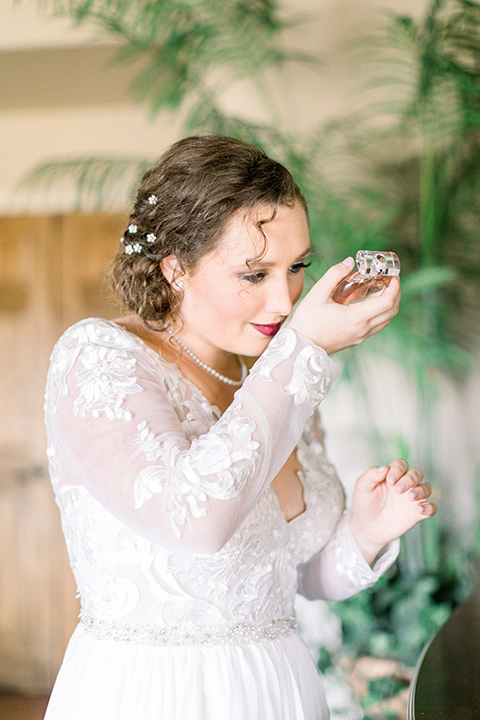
{"left": 0, "top": 213, "right": 125, "bottom": 693}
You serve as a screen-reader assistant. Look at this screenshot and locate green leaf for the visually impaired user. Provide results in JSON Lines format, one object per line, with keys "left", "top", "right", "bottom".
{"left": 400, "top": 266, "right": 457, "bottom": 296}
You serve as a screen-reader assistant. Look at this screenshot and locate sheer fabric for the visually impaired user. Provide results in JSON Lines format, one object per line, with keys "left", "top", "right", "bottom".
{"left": 44, "top": 318, "right": 398, "bottom": 720}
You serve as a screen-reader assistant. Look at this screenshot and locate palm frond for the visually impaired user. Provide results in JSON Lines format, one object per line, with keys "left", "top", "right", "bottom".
{"left": 32, "top": 0, "right": 298, "bottom": 118}
{"left": 20, "top": 156, "right": 152, "bottom": 211}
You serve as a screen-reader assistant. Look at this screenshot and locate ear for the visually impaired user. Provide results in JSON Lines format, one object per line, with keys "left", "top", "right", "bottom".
{"left": 160, "top": 254, "right": 183, "bottom": 285}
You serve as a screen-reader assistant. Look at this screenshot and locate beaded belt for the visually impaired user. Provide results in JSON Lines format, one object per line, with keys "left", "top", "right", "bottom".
{"left": 79, "top": 611, "right": 297, "bottom": 647}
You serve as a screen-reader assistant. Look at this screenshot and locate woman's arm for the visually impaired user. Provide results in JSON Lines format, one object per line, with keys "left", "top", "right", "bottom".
{"left": 297, "top": 511, "right": 400, "bottom": 601}
{"left": 47, "top": 320, "right": 336, "bottom": 554}
{"left": 297, "top": 461, "right": 435, "bottom": 601}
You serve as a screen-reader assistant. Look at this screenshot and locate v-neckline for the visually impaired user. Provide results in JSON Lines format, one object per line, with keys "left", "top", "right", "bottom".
{"left": 100, "top": 317, "right": 309, "bottom": 524}
{"left": 104, "top": 318, "right": 224, "bottom": 417}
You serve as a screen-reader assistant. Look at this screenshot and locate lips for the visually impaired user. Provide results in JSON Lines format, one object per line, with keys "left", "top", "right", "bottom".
{"left": 250, "top": 322, "right": 282, "bottom": 337}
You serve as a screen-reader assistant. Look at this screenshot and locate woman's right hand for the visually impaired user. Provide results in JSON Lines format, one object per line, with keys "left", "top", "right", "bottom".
{"left": 289, "top": 258, "right": 401, "bottom": 355}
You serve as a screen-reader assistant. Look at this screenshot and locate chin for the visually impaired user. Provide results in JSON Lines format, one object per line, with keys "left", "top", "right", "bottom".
{"left": 242, "top": 336, "right": 274, "bottom": 358}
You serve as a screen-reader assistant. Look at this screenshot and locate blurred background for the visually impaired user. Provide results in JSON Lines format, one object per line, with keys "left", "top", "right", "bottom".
{"left": 1, "top": 0, "right": 479, "bottom": 717}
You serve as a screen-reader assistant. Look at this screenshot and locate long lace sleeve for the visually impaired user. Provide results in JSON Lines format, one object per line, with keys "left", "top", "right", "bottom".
{"left": 297, "top": 512, "right": 399, "bottom": 601}
{"left": 45, "top": 319, "right": 338, "bottom": 554}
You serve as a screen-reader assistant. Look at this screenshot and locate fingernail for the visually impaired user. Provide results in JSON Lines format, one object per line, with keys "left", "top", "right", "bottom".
{"left": 342, "top": 257, "right": 354, "bottom": 265}
{"left": 395, "top": 482, "right": 406, "bottom": 493}
{"left": 377, "top": 465, "right": 387, "bottom": 473}
{"left": 387, "top": 475, "right": 397, "bottom": 485}
{"left": 410, "top": 490, "right": 419, "bottom": 499}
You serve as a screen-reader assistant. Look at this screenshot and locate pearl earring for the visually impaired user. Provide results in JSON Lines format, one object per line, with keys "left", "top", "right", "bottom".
{"left": 174, "top": 279, "right": 184, "bottom": 290}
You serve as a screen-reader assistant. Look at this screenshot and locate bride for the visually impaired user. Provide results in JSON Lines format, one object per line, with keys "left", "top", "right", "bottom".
{"left": 43, "top": 134, "right": 435, "bottom": 719}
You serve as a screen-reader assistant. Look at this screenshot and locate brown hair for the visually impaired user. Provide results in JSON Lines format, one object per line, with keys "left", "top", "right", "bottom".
{"left": 110, "top": 134, "right": 307, "bottom": 326}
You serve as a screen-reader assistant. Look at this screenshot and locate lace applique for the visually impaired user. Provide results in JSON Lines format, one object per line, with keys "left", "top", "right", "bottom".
{"left": 333, "top": 512, "right": 396, "bottom": 589}
{"left": 163, "top": 488, "right": 294, "bottom": 623}
{"left": 284, "top": 345, "right": 331, "bottom": 408}
{"left": 47, "top": 318, "right": 389, "bottom": 633}
{"left": 290, "top": 435, "right": 345, "bottom": 565}
{"left": 179, "top": 393, "right": 221, "bottom": 436}
{"left": 47, "top": 342, "right": 82, "bottom": 414}
{"left": 249, "top": 329, "right": 297, "bottom": 382}
{"left": 85, "top": 578, "right": 141, "bottom": 620}
{"left": 132, "top": 420, "right": 172, "bottom": 461}
{"left": 133, "top": 415, "right": 260, "bottom": 537}
{"left": 249, "top": 329, "right": 334, "bottom": 407}
{"left": 74, "top": 346, "right": 142, "bottom": 420}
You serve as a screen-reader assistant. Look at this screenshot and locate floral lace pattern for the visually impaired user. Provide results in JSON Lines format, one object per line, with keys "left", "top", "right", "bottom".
{"left": 249, "top": 329, "right": 337, "bottom": 408}
{"left": 132, "top": 413, "right": 260, "bottom": 537}
{"left": 45, "top": 318, "right": 397, "bottom": 638}
{"left": 74, "top": 347, "right": 142, "bottom": 420}
{"left": 333, "top": 512, "right": 399, "bottom": 588}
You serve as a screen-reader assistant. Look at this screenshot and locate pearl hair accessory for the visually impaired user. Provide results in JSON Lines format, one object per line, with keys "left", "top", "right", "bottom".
{"left": 166, "top": 329, "right": 247, "bottom": 387}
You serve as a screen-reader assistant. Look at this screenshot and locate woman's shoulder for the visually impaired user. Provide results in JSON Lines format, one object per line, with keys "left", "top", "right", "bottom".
{"left": 49, "top": 316, "right": 183, "bottom": 386}
{"left": 49, "top": 316, "right": 161, "bottom": 374}
{"left": 53, "top": 316, "right": 150, "bottom": 353}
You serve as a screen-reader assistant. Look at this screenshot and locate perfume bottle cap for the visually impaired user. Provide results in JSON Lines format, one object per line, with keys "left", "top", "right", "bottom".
{"left": 356, "top": 251, "right": 400, "bottom": 277}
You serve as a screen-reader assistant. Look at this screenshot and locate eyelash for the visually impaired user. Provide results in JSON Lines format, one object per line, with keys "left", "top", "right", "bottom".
{"left": 242, "top": 261, "right": 311, "bottom": 285}
{"left": 291, "top": 261, "right": 312, "bottom": 273}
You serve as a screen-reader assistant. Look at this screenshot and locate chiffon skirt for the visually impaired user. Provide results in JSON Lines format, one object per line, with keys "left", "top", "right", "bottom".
{"left": 44, "top": 624, "right": 330, "bottom": 720}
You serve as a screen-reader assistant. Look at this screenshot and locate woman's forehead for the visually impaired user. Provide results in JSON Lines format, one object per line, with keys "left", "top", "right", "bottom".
{"left": 210, "top": 203, "right": 309, "bottom": 265}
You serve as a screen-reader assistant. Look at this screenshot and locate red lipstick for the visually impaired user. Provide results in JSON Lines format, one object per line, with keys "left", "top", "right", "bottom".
{"left": 251, "top": 322, "right": 282, "bottom": 337}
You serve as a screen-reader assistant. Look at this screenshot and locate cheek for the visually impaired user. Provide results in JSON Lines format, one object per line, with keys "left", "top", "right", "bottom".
{"left": 202, "top": 283, "right": 251, "bottom": 321}
{"left": 291, "top": 275, "right": 304, "bottom": 305}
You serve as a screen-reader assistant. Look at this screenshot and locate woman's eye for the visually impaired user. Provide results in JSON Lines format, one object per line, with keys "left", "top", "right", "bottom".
{"left": 242, "top": 272, "right": 267, "bottom": 284}
{"left": 290, "top": 261, "right": 312, "bottom": 274}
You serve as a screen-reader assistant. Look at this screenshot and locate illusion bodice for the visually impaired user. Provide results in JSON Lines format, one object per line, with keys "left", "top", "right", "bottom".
{"left": 45, "top": 318, "right": 397, "bottom": 639}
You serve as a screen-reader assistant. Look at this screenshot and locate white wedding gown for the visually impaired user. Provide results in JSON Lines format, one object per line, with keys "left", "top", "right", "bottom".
{"left": 43, "top": 318, "right": 398, "bottom": 720}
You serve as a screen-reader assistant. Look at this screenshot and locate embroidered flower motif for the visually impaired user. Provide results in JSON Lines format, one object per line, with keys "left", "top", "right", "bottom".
{"left": 132, "top": 420, "right": 168, "bottom": 461}
{"left": 74, "top": 347, "right": 142, "bottom": 419}
{"left": 133, "top": 416, "right": 260, "bottom": 537}
{"left": 249, "top": 329, "right": 297, "bottom": 383}
{"left": 333, "top": 512, "right": 397, "bottom": 589}
{"left": 248, "top": 328, "right": 336, "bottom": 408}
{"left": 283, "top": 345, "right": 332, "bottom": 407}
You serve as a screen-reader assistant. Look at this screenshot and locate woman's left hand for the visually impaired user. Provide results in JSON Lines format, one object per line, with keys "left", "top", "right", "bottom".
{"left": 349, "top": 459, "right": 437, "bottom": 565}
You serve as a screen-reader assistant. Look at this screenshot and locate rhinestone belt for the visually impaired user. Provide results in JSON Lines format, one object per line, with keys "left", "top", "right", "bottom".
{"left": 79, "top": 611, "right": 297, "bottom": 647}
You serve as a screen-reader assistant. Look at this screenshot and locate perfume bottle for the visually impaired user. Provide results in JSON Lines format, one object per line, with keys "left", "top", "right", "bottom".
{"left": 332, "top": 251, "right": 401, "bottom": 305}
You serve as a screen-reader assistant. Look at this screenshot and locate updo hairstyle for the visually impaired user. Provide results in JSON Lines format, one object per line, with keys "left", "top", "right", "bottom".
{"left": 110, "top": 134, "right": 307, "bottom": 327}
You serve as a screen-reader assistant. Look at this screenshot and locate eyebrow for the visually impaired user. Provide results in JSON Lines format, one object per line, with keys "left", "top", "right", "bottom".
{"left": 235, "top": 247, "right": 312, "bottom": 271}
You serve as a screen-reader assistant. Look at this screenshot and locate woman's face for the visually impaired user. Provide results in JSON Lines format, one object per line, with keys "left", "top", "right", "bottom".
{"left": 174, "top": 202, "right": 311, "bottom": 361}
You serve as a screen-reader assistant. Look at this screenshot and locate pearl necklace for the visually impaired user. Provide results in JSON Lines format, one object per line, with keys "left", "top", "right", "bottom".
{"left": 167, "top": 330, "right": 247, "bottom": 387}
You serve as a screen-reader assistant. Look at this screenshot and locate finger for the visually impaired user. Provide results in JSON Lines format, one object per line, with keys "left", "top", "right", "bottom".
{"left": 382, "top": 276, "right": 401, "bottom": 304}
{"left": 418, "top": 501, "right": 437, "bottom": 518}
{"left": 356, "top": 464, "right": 389, "bottom": 492}
{"left": 314, "top": 257, "right": 356, "bottom": 302}
{"left": 368, "top": 276, "right": 401, "bottom": 310}
{"left": 349, "top": 276, "right": 401, "bottom": 321}
{"left": 386, "top": 459, "right": 409, "bottom": 486}
{"left": 353, "top": 316, "right": 395, "bottom": 344}
{"left": 391, "top": 468, "right": 424, "bottom": 494}
{"left": 408, "top": 482, "right": 432, "bottom": 501}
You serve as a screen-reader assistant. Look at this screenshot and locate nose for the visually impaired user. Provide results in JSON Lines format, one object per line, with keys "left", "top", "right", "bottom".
{"left": 264, "top": 276, "right": 296, "bottom": 317}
